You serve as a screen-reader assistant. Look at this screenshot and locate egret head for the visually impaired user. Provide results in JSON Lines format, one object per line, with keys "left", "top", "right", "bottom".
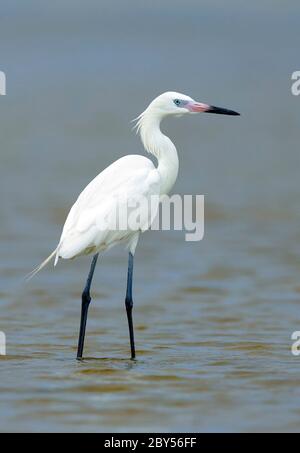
{"left": 145, "top": 91, "right": 240, "bottom": 118}
{"left": 134, "top": 91, "right": 240, "bottom": 160}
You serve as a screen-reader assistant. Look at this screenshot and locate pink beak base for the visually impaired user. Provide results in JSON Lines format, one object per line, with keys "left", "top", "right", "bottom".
{"left": 188, "top": 102, "right": 240, "bottom": 116}
{"left": 188, "top": 102, "right": 211, "bottom": 113}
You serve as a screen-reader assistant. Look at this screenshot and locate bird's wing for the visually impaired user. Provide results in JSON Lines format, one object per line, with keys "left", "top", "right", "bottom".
{"left": 58, "top": 155, "right": 161, "bottom": 259}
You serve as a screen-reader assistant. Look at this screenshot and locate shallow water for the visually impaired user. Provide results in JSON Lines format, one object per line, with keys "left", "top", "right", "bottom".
{"left": 1, "top": 0, "right": 300, "bottom": 432}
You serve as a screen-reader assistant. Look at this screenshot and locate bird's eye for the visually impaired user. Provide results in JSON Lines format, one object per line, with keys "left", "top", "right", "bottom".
{"left": 173, "top": 99, "right": 181, "bottom": 106}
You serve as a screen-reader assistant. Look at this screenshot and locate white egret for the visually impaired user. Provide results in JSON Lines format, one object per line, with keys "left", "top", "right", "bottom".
{"left": 28, "top": 91, "right": 239, "bottom": 359}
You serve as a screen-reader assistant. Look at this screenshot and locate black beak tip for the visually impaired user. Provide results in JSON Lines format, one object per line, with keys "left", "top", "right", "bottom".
{"left": 207, "top": 106, "right": 240, "bottom": 116}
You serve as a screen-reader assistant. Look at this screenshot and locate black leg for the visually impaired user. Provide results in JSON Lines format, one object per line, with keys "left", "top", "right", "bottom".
{"left": 77, "top": 253, "right": 99, "bottom": 359}
{"left": 125, "top": 252, "right": 136, "bottom": 359}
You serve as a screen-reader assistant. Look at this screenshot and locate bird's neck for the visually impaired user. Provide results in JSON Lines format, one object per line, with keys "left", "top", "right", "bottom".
{"left": 137, "top": 111, "right": 179, "bottom": 195}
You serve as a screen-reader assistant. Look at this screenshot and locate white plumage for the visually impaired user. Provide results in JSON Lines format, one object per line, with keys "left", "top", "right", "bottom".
{"left": 28, "top": 91, "right": 239, "bottom": 279}
{"left": 57, "top": 154, "right": 160, "bottom": 261}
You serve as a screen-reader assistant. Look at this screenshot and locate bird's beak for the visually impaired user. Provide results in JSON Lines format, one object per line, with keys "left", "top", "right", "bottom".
{"left": 188, "top": 101, "right": 240, "bottom": 116}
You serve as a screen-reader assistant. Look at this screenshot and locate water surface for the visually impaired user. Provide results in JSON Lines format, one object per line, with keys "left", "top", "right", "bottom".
{"left": 1, "top": 0, "right": 300, "bottom": 432}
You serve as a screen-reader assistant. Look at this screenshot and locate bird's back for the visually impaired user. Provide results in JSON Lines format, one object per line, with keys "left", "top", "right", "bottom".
{"left": 57, "top": 155, "right": 160, "bottom": 260}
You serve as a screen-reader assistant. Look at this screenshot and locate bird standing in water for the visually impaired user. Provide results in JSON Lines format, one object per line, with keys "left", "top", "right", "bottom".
{"left": 28, "top": 91, "right": 239, "bottom": 360}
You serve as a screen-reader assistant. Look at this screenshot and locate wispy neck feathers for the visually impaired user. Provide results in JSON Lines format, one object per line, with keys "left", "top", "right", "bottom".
{"left": 134, "top": 108, "right": 171, "bottom": 159}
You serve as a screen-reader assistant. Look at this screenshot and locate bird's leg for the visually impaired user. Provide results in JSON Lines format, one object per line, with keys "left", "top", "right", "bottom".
{"left": 125, "top": 252, "right": 136, "bottom": 359}
{"left": 77, "top": 253, "right": 99, "bottom": 360}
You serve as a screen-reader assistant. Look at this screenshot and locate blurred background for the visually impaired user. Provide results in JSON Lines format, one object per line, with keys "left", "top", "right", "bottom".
{"left": 1, "top": 0, "right": 300, "bottom": 433}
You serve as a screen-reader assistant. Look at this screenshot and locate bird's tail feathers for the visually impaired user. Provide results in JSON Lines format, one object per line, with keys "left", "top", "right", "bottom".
{"left": 25, "top": 248, "right": 58, "bottom": 282}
